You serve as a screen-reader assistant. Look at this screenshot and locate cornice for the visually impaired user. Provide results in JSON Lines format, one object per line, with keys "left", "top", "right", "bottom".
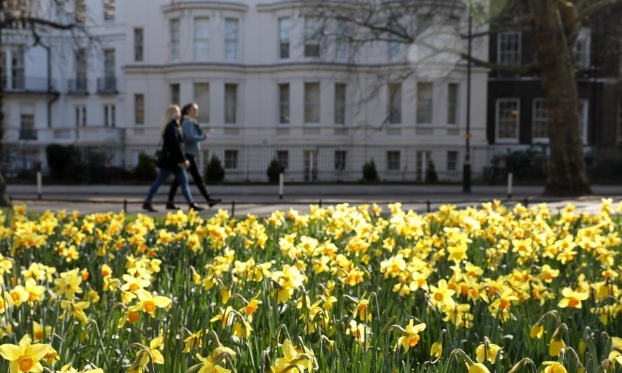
{"left": 161, "top": 1, "right": 249, "bottom": 14}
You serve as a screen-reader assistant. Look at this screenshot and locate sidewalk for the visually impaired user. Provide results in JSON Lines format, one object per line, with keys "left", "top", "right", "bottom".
{"left": 6, "top": 183, "right": 621, "bottom": 217}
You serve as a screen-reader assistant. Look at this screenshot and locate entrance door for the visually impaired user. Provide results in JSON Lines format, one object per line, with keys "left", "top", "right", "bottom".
{"left": 304, "top": 150, "right": 318, "bottom": 182}
{"left": 416, "top": 151, "right": 431, "bottom": 182}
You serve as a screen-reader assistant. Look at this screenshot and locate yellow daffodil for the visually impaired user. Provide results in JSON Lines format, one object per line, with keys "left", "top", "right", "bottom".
{"left": 475, "top": 341, "right": 502, "bottom": 363}
{"left": 558, "top": 288, "right": 589, "bottom": 309}
{"left": 549, "top": 338, "right": 566, "bottom": 357}
{"left": 430, "top": 342, "right": 442, "bottom": 359}
{"left": 543, "top": 362, "right": 568, "bottom": 373}
{"left": 469, "top": 363, "right": 491, "bottom": 373}
{"left": 0, "top": 334, "right": 49, "bottom": 373}
{"left": 273, "top": 339, "right": 315, "bottom": 373}
{"left": 530, "top": 324, "right": 544, "bottom": 339}
{"left": 396, "top": 320, "right": 426, "bottom": 352}
{"left": 609, "top": 337, "right": 622, "bottom": 365}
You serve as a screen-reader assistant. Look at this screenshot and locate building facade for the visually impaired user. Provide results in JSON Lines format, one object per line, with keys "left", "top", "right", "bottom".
{"left": 1, "top": 0, "right": 490, "bottom": 182}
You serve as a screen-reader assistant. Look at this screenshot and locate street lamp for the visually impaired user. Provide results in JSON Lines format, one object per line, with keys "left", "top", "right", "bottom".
{"left": 463, "top": 3, "right": 473, "bottom": 193}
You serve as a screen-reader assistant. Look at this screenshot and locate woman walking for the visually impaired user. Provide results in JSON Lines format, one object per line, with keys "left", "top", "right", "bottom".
{"left": 142, "top": 104, "right": 204, "bottom": 212}
{"left": 166, "top": 102, "right": 221, "bottom": 209}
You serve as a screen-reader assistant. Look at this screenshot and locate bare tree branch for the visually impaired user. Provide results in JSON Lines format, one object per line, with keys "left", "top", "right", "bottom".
{"left": 578, "top": 0, "right": 622, "bottom": 20}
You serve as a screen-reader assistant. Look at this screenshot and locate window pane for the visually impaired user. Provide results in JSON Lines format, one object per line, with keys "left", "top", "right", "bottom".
{"left": 225, "top": 150, "right": 238, "bottom": 169}
{"left": 194, "top": 18, "right": 210, "bottom": 61}
{"left": 104, "top": 0, "right": 115, "bottom": 21}
{"left": 335, "top": 21, "right": 349, "bottom": 62}
{"left": 75, "top": 0, "right": 86, "bottom": 23}
{"left": 387, "top": 151, "right": 400, "bottom": 171}
{"left": 134, "top": 28, "right": 144, "bottom": 61}
{"left": 225, "top": 84, "right": 237, "bottom": 124}
{"left": 304, "top": 17, "right": 321, "bottom": 57}
{"left": 225, "top": 19, "right": 238, "bottom": 61}
{"left": 170, "top": 83, "right": 180, "bottom": 105}
{"left": 532, "top": 99, "right": 548, "bottom": 139}
{"left": 498, "top": 32, "right": 521, "bottom": 66}
{"left": 574, "top": 28, "right": 591, "bottom": 70}
{"left": 447, "top": 83, "right": 459, "bottom": 125}
{"left": 194, "top": 83, "right": 210, "bottom": 123}
{"left": 334, "top": 83, "right": 346, "bottom": 125}
{"left": 417, "top": 82, "right": 433, "bottom": 124}
{"left": 447, "top": 151, "right": 458, "bottom": 171}
{"left": 279, "top": 18, "right": 290, "bottom": 59}
{"left": 304, "top": 83, "right": 320, "bottom": 123}
{"left": 497, "top": 100, "right": 519, "bottom": 139}
{"left": 335, "top": 150, "right": 346, "bottom": 171}
{"left": 279, "top": 83, "right": 290, "bottom": 124}
{"left": 135, "top": 94, "right": 145, "bottom": 124}
{"left": 277, "top": 150, "right": 289, "bottom": 170}
{"left": 388, "top": 83, "right": 401, "bottom": 124}
{"left": 104, "top": 49, "right": 115, "bottom": 77}
{"left": 170, "top": 19, "right": 180, "bottom": 61}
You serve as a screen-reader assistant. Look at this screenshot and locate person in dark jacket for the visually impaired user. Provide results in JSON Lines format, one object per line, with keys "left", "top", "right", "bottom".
{"left": 142, "top": 105, "right": 204, "bottom": 212}
{"left": 166, "top": 103, "right": 221, "bottom": 209}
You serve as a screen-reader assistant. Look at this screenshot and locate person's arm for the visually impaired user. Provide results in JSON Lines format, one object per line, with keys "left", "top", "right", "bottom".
{"left": 182, "top": 119, "right": 206, "bottom": 142}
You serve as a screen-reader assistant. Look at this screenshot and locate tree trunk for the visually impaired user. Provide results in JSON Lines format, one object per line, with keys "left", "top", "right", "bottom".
{"left": 527, "top": 0, "right": 592, "bottom": 196}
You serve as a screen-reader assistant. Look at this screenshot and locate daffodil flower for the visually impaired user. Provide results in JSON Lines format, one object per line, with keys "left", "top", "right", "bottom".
{"left": 0, "top": 334, "right": 49, "bottom": 373}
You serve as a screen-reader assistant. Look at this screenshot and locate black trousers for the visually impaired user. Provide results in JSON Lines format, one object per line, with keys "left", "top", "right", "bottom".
{"left": 168, "top": 154, "right": 210, "bottom": 202}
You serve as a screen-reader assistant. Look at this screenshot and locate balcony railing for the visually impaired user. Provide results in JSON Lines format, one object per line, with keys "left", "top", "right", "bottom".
{"left": 19, "top": 129, "right": 38, "bottom": 140}
{"left": 5, "top": 76, "right": 56, "bottom": 92}
{"left": 67, "top": 79, "right": 88, "bottom": 94}
{"left": 97, "top": 77, "right": 117, "bottom": 94}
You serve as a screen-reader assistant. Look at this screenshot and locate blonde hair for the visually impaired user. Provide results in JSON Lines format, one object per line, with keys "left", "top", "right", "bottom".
{"left": 160, "top": 105, "right": 180, "bottom": 134}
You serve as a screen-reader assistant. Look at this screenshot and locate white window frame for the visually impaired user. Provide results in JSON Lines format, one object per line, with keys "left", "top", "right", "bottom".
{"left": 134, "top": 28, "right": 144, "bottom": 62}
{"left": 278, "top": 17, "right": 290, "bottom": 60}
{"left": 574, "top": 28, "right": 591, "bottom": 70}
{"left": 417, "top": 82, "right": 434, "bottom": 125}
{"left": 532, "top": 99, "right": 549, "bottom": 142}
{"left": 194, "top": 17, "right": 210, "bottom": 61}
{"left": 134, "top": 94, "right": 145, "bottom": 125}
{"left": 304, "top": 16, "right": 321, "bottom": 58}
{"left": 103, "top": 0, "right": 115, "bottom": 21}
{"left": 194, "top": 83, "right": 210, "bottom": 124}
{"left": 75, "top": 105, "right": 87, "bottom": 127}
{"left": 277, "top": 150, "right": 289, "bottom": 170}
{"left": 103, "top": 104, "right": 116, "bottom": 127}
{"left": 224, "top": 150, "right": 238, "bottom": 170}
{"left": 388, "top": 83, "right": 402, "bottom": 125}
{"left": 495, "top": 98, "right": 520, "bottom": 142}
{"left": 387, "top": 151, "right": 401, "bottom": 171}
{"left": 224, "top": 83, "right": 238, "bottom": 125}
{"left": 20, "top": 103, "right": 35, "bottom": 139}
{"left": 447, "top": 83, "right": 459, "bottom": 125}
{"left": 278, "top": 83, "right": 290, "bottom": 125}
{"left": 170, "top": 19, "right": 180, "bottom": 62}
{"left": 304, "top": 82, "right": 321, "bottom": 125}
{"left": 334, "top": 83, "right": 346, "bottom": 126}
{"left": 170, "top": 83, "right": 180, "bottom": 105}
{"left": 224, "top": 18, "right": 239, "bottom": 62}
{"left": 447, "top": 151, "right": 458, "bottom": 172}
{"left": 335, "top": 20, "right": 349, "bottom": 62}
{"left": 497, "top": 31, "right": 521, "bottom": 66}
{"left": 334, "top": 150, "right": 347, "bottom": 171}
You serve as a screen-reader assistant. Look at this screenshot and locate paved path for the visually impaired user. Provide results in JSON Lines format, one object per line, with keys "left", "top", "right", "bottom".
{"left": 6, "top": 184, "right": 622, "bottom": 217}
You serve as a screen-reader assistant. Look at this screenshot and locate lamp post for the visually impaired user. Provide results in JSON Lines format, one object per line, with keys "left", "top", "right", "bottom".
{"left": 462, "top": 4, "right": 472, "bottom": 193}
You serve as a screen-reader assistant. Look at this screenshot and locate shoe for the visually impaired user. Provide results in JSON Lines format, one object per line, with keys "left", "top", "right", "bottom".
{"left": 207, "top": 198, "right": 222, "bottom": 208}
{"left": 189, "top": 203, "right": 204, "bottom": 212}
{"left": 142, "top": 202, "right": 157, "bottom": 212}
{"left": 166, "top": 201, "right": 180, "bottom": 210}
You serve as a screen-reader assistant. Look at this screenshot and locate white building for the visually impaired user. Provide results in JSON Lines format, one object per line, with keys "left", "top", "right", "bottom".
{"left": 1, "top": 0, "right": 490, "bottom": 182}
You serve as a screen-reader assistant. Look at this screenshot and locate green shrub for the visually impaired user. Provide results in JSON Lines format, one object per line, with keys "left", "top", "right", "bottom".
{"left": 206, "top": 155, "right": 225, "bottom": 182}
{"left": 133, "top": 152, "right": 157, "bottom": 182}
{"left": 362, "top": 159, "right": 378, "bottom": 182}
{"left": 266, "top": 158, "right": 285, "bottom": 183}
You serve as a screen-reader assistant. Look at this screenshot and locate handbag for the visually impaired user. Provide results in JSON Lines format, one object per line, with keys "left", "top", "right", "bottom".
{"left": 154, "top": 139, "right": 164, "bottom": 165}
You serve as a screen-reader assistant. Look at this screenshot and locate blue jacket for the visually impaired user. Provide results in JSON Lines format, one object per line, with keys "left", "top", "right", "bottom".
{"left": 181, "top": 117, "right": 206, "bottom": 156}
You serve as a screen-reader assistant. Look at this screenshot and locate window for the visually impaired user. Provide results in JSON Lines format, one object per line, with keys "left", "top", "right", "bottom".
{"left": 416, "top": 151, "right": 431, "bottom": 181}
{"left": 618, "top": 102, "right": 622, "bottom": 143}
{"left": 225, "top": 19, "right": 238, "bottom": 61}
{"left": 194, "top": 17, "right": 210, "bottom": 61}
{"left": 334, "top": 83, "right": 346, "bottom": 125}
{"left": 278, "top": 83, "right": 290, "bottom": 124}
{"left": 278, "top": 18, "right": 290, "bottom": 59}
{"left": 0, "top": 47, "right": 6, "bottom": 90}
{"left": 75, "top": 0, "right": 86, "bottom": 24}
{"left": 135, "top": 94, "right": 145, "bottom": 124}
{"left": 532, "top": 99, "right": 548, "bottom": 140}
{"left": 388, "top": 83, "right": 402, "bottom": 124}
{"left": 225, "top": 84, "right": 237, "bottom": 124}
{"left": 104, "top": 49, "right": 115, "bottom": 78}
{"left": 134, "top": 28, "right": 144, "bottom": 61}
{"left": 304, "top": 17, "right": 321, "bottom": 57}
{"left": 75, "top": 105, "right": 87, "bottom": 127}
{"left": 170, "top": 83, "right": 180, "bottom": 105}
{"left": 75, "top": 48, "right": 87, "bottom": 90}
{"left": 498, "top": 32, "right": 521, "bottom": 66}
{"left": 224, "top": 150, "right": 238, "bottom": 170}
{"left": 104, "top": 0, "right": 115, "bottom": 21}
{"left": 388, "top": 34, "right": 403, "bottom": 61}
{"left": 11, "top": 46, "right": 25, "bottom": 90}
{"left": 579, "top": 100, "right": 588, "bottom": 142}
{"left": 335, "top": 150, "right": 347, "bottom": 171}
{"left": 387, "top": 151, "right": 401, "bottom": 171}
{"left": 20, "top": 104, "right": 35, "bottom": 140}
{"left": 574, "top": 28, "right": 591, "bottom": 70}
{"left": 170, "top": 19, "right": 180, "bottom": 61}
{"left": 304, "top": 82, "right": 320, "bottom": 123}
{"left": 335, "top": 21, "right": 349, "bottom": 62}
{"left": 194, "top": 83, "right": 210, "bottom": 123}
{"left": 496, "top": 99, "right": 520, "bottom": 141}
{"left": 447, "top": 83, "right": 459, "bottom": 125}
{"left": 417, "top": 82, "right": 433, "bottom": 125}
{"left": 104, "top": 104, "right": 115, "bottom": 127}
{"left": 447, "top": 151, "right": 458, "bottom": 172}
{"left": 277, "top": 150, "right": 289, "bottom": 170}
